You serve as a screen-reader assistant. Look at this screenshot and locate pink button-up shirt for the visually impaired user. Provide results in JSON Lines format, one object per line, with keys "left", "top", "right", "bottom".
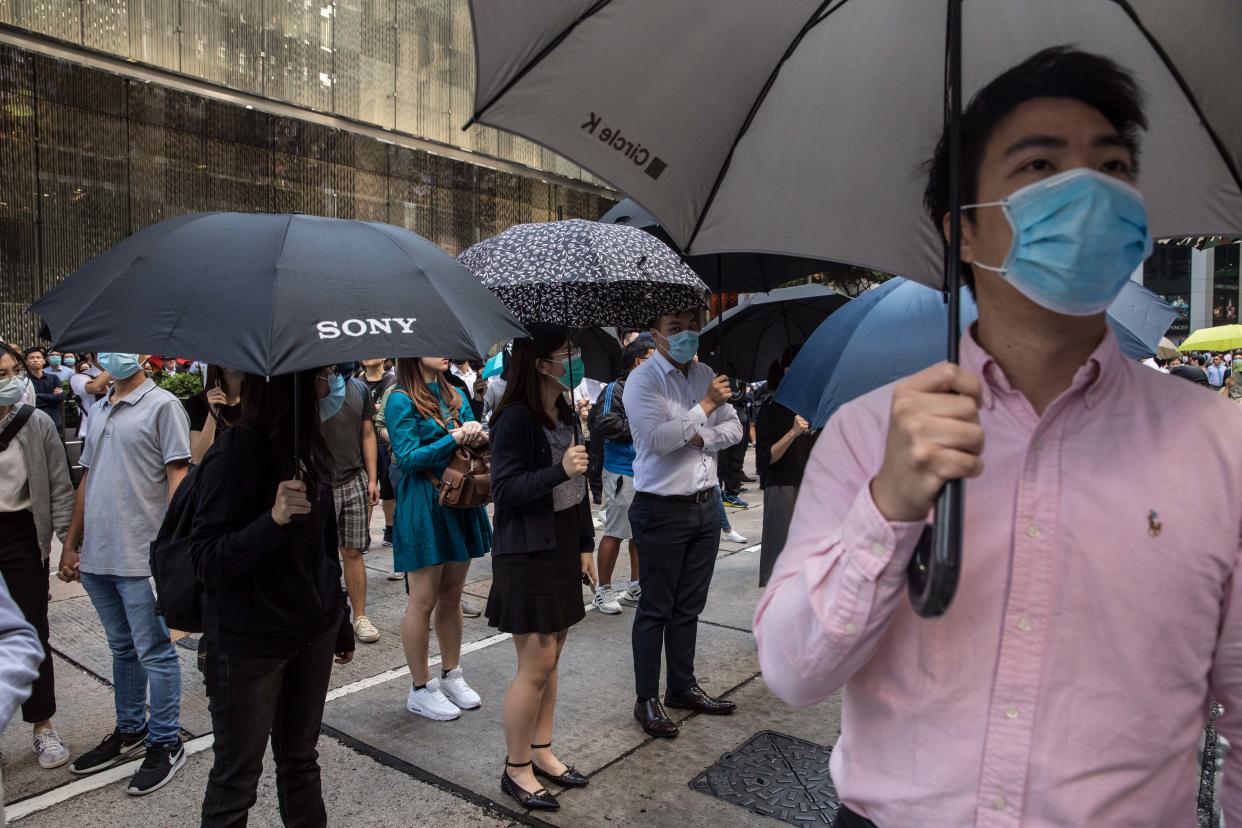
{"left": 754, "top": 329, "right": 1242, "bottom": 826}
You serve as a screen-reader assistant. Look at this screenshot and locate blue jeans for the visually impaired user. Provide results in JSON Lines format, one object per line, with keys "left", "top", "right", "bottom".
{"left": 81, "top": 572, "right": 182, "bottom": 745}
{"left": 714, "top": 485, "right": 732, "bottom": 532}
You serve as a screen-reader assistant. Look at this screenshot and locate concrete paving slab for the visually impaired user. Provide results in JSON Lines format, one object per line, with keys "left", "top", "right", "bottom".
{"left": 321, "top": 612, "right": 761, "bottom": 808}
{"left": 13, "top": 730, "right": 522, "bottom": 828}
{"left": 699, "top": 547, "right": 765, "bottom": 633}
{"left": 540, "top": 677, "right": 842, "bottom": 828}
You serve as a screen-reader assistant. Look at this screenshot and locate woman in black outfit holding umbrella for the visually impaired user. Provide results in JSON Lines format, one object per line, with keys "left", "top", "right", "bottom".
{"left": 487, "top": 324, "right": 597, "bottom": 811}
{"left": 191, "top": 369, "right": 355, "bottom": 827}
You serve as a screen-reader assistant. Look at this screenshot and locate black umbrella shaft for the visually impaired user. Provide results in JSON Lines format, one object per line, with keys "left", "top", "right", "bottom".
{"left": 909, "top": 0, "right": 965, "bottom": 619}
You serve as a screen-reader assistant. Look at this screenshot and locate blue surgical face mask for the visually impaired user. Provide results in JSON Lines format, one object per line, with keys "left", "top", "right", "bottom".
{"left": 657, "top": 330, "right": 700, "bottom": 364}
{"left": 97, "top": 352, "right": 143, "bottom": 380}
{"left": 48, "top": 355, "right": 62, "bottom": 367}
{"left": 63, "top": 357, "right": 75, "bottom": 367}
{"left": 963, "top": 168, "right": 1153, "bottom": 316}
{"left": 318, "top": 373, "right": 346, "bottom": 421}
{"left": 0, "top": 376, "right": 24, "bottom": 406}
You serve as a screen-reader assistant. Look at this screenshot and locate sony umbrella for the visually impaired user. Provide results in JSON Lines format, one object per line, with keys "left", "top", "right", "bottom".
{"left": 778, "top": 278, "right": 1178, "bottom": 427}
{"left": 32, "top": 212, "right": 526, "bottom": 374}
{"left": 697, "top": 284, "right": 850, "bottom": 381}
{"left": 466, "top": 0, "right": 1242, "bottom": 615}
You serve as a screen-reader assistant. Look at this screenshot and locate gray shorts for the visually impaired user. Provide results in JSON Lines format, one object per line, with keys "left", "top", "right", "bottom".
{"left": 332, "top": 469, "right": 370, "bottom": 550}
{"left": 601, "top": 470, "right": 636, "bottom": 540}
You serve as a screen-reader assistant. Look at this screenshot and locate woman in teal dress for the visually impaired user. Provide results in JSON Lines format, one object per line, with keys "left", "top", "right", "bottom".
{"left": 387, "top": 356, "right": 492, "bottom": 722}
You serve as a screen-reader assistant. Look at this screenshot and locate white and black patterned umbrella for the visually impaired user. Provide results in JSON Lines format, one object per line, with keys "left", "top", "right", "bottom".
{"left": 458, "top": 219, "right": 708, "bottom": 329}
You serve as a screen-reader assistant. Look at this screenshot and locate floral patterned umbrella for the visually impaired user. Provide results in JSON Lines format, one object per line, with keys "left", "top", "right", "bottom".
{"left": 458, "top": 219, "right": 708, "bottom": 329}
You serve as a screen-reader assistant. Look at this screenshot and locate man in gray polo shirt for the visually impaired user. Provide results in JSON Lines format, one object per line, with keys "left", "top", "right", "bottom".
{"left": 59, "top": 352, "right": 191, "bottom": 796}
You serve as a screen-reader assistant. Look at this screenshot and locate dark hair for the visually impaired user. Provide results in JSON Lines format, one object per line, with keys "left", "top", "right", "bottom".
{"left": 0, "top": 342, "right": 23, "bottom": 369}
{"left": 766, "top": 344, "right": 802, "bottom": 392}
{"left": 395, "top": 358, "right": 462, "bottom": 427}
{"left": 924, "top": 47, "right": 1146, "bottom": 290}
{"left": 620, "top": 340, "right": 654, "bottom": 376}
{"left": 493, "top": 324, "right": 573, "bottom": 429}
{"left": 23, "top": 346, "right": 47, "bottom": 360}
{"left": 235, "top": 370, "right": 331, "bottom": 491}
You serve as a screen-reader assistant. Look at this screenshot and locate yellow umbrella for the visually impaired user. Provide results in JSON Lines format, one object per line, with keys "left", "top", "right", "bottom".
{"left": 1178, "top": 324, "right": 1242, "bottom": 352}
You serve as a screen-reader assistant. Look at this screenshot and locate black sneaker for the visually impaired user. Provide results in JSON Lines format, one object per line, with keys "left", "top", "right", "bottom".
{"left": 69, "top": 727, "right": 147, "bottom": 775}
{"left": 126, "top": 739, "right": 186, "bottom": 796}
{"left": 382, "top": 525, "right": 393, "bottom": 547}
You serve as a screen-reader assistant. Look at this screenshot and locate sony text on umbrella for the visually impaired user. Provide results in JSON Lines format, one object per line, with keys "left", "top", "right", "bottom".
{"left": 316, "top": 317, "right": 418, "bottom": 339}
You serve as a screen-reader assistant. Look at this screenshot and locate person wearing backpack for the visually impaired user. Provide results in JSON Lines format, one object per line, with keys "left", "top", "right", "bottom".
{"left": 386, "top": 357, "right": 491, "bottom": 722}
{"left": 191, "top": 368, "right": 355, "bottom": 827}
{"left": 0, "top": 342, "right": 74, "bottom": 770}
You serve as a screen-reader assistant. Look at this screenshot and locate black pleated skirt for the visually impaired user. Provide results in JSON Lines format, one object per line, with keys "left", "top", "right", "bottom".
{"left": 486, "top": 508, "right": 586, "bottom": 635}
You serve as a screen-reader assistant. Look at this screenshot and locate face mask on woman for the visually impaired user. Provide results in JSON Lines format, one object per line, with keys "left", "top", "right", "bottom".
{"left": 0, "top": 375, "right": 24, "bottom": 406}
{"left": 539, "top": 354, "right": 586, "bottom": 391}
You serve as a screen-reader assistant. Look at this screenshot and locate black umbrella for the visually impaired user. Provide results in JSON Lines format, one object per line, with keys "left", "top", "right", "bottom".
{"left": 32, "top": 212, "right": 526, "bottom": 374}
{"left": 698, "top": 284, "right": 850, "bottom": 381}
{"left": 573, "top": 327, "right": 623, "bottom": 382}
{"left": 600, "top": 199, "right": 851, "bottom": 294}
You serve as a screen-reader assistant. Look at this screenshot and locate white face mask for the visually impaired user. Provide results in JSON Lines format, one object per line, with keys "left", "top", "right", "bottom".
{"left": 0, "top": 376, "right": 24, "bottom": 406}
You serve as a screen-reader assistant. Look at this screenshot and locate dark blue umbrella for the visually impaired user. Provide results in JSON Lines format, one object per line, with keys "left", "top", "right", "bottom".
{"left": 778, "top": 278, "right": 1177, "bottom": 427}
{"left": 31, "top": 212, "right": 526, "bottom": 375}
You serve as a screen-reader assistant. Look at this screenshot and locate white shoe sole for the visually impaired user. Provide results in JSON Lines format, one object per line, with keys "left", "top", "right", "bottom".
{"left": 406, "top": 701, "right": 461, "bottom": 721}
{"left": 125, "top": 750, "right": 186, "bottom": 796}
{"left": 387, "top": 573, "right": 405, "bottom": 581}
{"left": 593, "top": 601, "right": 623, "bottom": 615}
{"left": 69, "top": 742, "right": 146, "bottom": 776}
{"left": 37, "top": 751, "right": 71, "bottom": 770}
{"left": 353, "top": 626, "right": 380, "bottom": 643}
{"left": 442, "top": 693, "right": 481, "bottom": 711}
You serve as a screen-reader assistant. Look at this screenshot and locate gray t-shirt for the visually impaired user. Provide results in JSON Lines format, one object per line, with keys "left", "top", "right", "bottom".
{"left": 79, "top": 380, "right": 191, "bottom": 577}
{"left": 544, "top": 420, "right": 586, "bottom": 512}
{"left": 321, "top": 379, "right": 375, "bottom": 486}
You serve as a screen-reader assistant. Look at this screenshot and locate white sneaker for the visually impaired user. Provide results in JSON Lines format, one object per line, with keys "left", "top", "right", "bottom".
{"left": 406, "top": 681, "right": 462, "bottom": 721}
{"left": 438, "top": 668, "right": 481, "bottom": 710}
{"left": 722, "top": 529, "right": 749, "bottom": 544}
{"left": 618, "top": 584, "right": 641, "bottom": 606}
{"left": 387, "top": 570, "right": 405, "bottom": 581}
{"left": 33, "top": 728, "right": 70, "bottom": 769}
{"left": 592, "top": 588, "right": 623, "bottom": 615}
{"left": 353, "top": 615, "right": 381, "bottom": 643}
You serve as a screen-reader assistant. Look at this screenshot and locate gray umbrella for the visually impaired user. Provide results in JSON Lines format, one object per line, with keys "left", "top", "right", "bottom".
{"left": 467, "top": 1, "right": 1241, "bottom": 290}
{"left": 457, "top": 219, "right": 708, "bottom": 329}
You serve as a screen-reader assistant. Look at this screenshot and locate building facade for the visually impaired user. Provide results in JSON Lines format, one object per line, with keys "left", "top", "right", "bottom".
{"left": 0, "top": 1, "right": 613, "bottom": 344}
{"left": 1144, "top": 240, "right": 1241, "bottom": 343}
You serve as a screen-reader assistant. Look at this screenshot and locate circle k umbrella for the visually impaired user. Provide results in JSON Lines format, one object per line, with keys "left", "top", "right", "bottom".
{"left": 697, "top": 283, "right": 850, "bottom": 381}
{"left": 31, "top": 212, "right": 527, "bottom": 375}
{"left": 458, "top": 219, "right": 708, "bottom": 329}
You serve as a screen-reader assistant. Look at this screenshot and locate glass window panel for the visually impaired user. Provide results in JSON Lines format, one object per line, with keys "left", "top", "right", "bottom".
{"left": 394, "top": 0, "right": 450, "bottom": 145}
{"left": 1, "top": 0, "right": 82, "bottom": 44}
{"left": 180, "top": 0, "right": 264, "bottom": 94}
{"left": 0, "top": 91, "right": 39, "bottom": 223}
{"left": 333, "top": 0, "right": 395, "bottom": 128}
{"left": 206, "top": 137, "right": 271, "bottom": 211}
{"left": 264, "top": 0, "right": 334, "bottom": 112}
{"left": 0, "top": 44, "right": 37, "bottom": 97}
{"left": 81, "top": 0, "right": 128, "bottom": 57}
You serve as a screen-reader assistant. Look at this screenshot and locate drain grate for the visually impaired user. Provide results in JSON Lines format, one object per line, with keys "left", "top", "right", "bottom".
{"left": 689, "top": 730, "right": 839, "bottom": 825}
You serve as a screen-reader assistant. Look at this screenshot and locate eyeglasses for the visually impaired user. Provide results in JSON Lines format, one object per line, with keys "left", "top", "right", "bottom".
{"left": 547, "top": 347, "right": 583, "bottom": 361}
{"left": 0, "top": 368, "right": 27, "bottom": 381}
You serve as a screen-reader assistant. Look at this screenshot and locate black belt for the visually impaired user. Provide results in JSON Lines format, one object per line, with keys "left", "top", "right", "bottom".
{"left": 636, "top": 488, "right": 714, "bottom": 504}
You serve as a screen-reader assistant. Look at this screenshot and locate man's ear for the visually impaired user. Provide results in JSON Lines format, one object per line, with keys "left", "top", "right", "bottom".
{"left": 942, "top": 211, "right": 977, "bottom": 265}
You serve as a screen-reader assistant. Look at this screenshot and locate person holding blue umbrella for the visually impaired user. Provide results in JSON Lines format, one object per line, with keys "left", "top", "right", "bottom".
{"left": 754, "top": 49, "right": 1242, "bottom": 826}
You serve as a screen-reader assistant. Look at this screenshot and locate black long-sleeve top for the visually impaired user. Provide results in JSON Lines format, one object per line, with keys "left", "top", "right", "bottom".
{"left": 28, "top": 372, "right": 64, "bottom": 429}
{"left": 190, "top": 426, "right": 352, "bottom": 658}
{"left": 489, "top": 402, "right": 594, "bottom": 556}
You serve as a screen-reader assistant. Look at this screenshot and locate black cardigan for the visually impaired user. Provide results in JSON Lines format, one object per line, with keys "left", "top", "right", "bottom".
{"left": 489, "top": 403, "right": 595, "bottom": 556}
{"left": 190, "top": 426, "right": 353, "bottom": 658}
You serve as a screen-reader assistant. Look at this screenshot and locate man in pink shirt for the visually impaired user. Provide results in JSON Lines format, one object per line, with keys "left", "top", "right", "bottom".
{"left": 754, "top": 47, "right": 1242, "bottom": 827}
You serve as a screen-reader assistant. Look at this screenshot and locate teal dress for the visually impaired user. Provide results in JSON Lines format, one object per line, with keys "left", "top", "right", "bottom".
{"left": 386, "top": 383, "right": 492, "bottom": 572}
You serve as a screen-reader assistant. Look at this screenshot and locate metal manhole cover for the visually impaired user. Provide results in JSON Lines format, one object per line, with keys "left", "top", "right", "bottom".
{"left": 689, "top": 730, "right": 838, "bottom": 825}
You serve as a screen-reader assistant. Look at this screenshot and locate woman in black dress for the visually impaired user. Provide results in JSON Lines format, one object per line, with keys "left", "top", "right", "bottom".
{"left": 487, "top": 325, "right": 597, "bottom": 811}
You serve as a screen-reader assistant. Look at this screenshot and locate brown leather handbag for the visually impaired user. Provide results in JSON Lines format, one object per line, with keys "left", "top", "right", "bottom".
{"left": 426, "top": 442, "right": 491, "bottom": 509}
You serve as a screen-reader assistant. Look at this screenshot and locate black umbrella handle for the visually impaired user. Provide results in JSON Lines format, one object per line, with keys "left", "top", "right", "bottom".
{"left": 907, "top": 479, "right": 963, "bottom": 617}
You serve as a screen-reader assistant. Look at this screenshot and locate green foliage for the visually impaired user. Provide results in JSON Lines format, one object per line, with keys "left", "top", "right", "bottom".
{"left": 156, "top": 371, "right": 204, "bottom": 399}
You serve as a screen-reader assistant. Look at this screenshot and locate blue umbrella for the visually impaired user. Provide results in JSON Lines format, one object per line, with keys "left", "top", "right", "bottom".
{"left": 482, "top": 349, "right": 506, "bottom": 379}
{"left": 778, "top": 278, "right": 1177, "bottom": 427}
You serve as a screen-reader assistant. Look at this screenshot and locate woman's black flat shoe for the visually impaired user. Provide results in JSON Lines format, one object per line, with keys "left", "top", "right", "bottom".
{"left": 533, "top": 762, "right": 589, "bottom": 788}
{"left": 501, "top": 760, "right": 560, "bottom": 811}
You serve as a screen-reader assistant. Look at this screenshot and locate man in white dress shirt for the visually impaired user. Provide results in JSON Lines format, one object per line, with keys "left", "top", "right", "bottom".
{"left": 623, "top": 309, "right": 744, "bottom": 738}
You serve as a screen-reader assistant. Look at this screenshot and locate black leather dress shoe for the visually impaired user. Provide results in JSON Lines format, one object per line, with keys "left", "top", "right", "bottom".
{"left": 634, "top": 698, "right": 679, "bottom": 738}
{"left": 531, "top": 742, "right": 589, "bottom": 787}
{"left": 665, "top": 685, "right": 737, "bottom": 715}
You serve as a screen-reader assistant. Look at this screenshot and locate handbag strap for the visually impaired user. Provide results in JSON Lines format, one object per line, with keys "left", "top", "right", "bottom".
{"left": 0, "top": 404, "right": 35, "bottom": 453}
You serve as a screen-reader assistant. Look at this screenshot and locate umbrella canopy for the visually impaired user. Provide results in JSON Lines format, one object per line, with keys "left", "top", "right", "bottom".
{"left": 482, "top": 328, "right": 621, "bottom": 382}
{"left": 1178, "top": 324, "right": 1242, "bottom": 353}
{"left": 1156, "top": 337, "right": 1180, "bottom": 361}
{"left": 778, "top": 278, "right": 1178, "bottom": 426}
{"left": 31, "top": 213, "right": 526, "bottom": 375}
{"left": 458, "top": 219, "right": 708, "bottom": 329}
{"left": 467, "top": 1, "right": 1241, "bottom": 290}
{"left": 600, "top": 198, "right": 841, "bottom": 293}
{"left": 697, "top": 284, "right": 850, "bottom": 380}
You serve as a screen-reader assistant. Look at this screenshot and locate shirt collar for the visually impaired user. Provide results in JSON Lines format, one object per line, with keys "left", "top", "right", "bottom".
{"left": 961, "top": 324, "right": 1122, "bottom": 411}
{"left": 650, "top": 349, "right": 686, "bottom": 376}
{"left": 105, "top": 377, "right": 158, "bottom": 409}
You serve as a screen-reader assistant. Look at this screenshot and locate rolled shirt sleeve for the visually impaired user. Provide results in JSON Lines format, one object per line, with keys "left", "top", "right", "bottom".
{"left": 754, "top": 396, "right": 923, "bottom": 709}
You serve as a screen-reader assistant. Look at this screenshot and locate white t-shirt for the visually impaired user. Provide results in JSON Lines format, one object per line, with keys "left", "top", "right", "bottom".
{"left": 70, "top": 369, "right": 102, "bottom": 436}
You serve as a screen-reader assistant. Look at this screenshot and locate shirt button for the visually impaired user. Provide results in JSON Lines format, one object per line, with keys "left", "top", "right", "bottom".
{"left": 1026, "top": 525, "right": 1040, "bottom": 539}
{"left": 844, "top": 622, "right": 858, "bottom": 634}
{"left": 870, "top": 543, "right": 887, "bottom": 558}
{"left": 1005, "top": 704, "right": 1020, "bottom": 719}
{"left": 1016, "top": 616, "right": 1033, "bottom": 632}
{"left": 992, "top": 795, "right": 1007, "bottom": 811}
